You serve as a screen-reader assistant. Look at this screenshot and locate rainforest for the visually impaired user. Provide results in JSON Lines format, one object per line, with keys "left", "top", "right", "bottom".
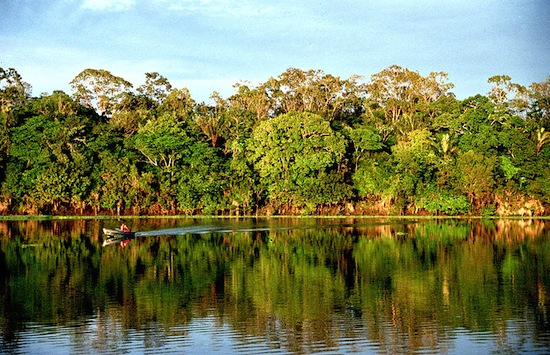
{"left": 0, "top": 66, "right": 549, "bottom": 216}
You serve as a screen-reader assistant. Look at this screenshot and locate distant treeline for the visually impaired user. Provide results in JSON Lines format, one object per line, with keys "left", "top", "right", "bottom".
{"left": 0, "top": 66, "right": 548, "bottom": 216}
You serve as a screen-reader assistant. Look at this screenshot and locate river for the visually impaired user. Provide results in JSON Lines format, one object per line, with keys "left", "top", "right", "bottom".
{"left": 0, "top": 217, "right": 549, "bottom": 354}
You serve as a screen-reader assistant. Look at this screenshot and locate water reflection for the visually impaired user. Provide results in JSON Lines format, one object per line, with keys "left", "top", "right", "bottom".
{"left": 0, "top": 218, "right": 549, "bottom": 353}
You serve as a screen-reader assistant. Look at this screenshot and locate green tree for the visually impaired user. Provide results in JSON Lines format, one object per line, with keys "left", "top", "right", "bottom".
{"left": 229, "top": 81, "right": 273, "bottom": 121}
{"left": 352, "top": 153, "right": 395, "bottom": 202}
{"left": 225, "top": 145, "right": 258, "bottom": 215}
{"left": 349, "top": 125, "right": 384, "bottom": 171}
{"left": 392, "top": 129, "right": 437, "bottom": 178}
{"left": 175, "top": 142, "right": 228, "bottom": 214}
{"left": 499, "top": 155, "right": 520, "bottom": 182}
{"left": 221, "top": 106, "right": 259, "bottom": 214}
{"left": 133, "top": 112, "right": 193, "bottom": 212}
{"left": 4, "top": 116, "right": 52, "bottom": 211}
{"left": 0, "top": 67, "right": 32, "bottom": 186}
{"left": 85, "top": 123, "right": 144, "bottom": 214}
{"left": 453, "top": 150, "right": 497, "bottom": 209}
{"left": 97, "top": 152, "right": 141, "bottom": 215}
{"left": 449, "top": 95, "right": 500, "bottom": 155}
{"left": 247, "top": 111, "right": 349, "bottom": 212}
{"left": 134, "top": 112, "right": 192, "bottom": 171}
{"left": 4, "top": 92, "right": 97, "bottom": 213}
{"left": 218, "top": 105, "right": 256, "bottom": 155}
{"left": 228, "top": 68, "right": 365, "bottom": 124}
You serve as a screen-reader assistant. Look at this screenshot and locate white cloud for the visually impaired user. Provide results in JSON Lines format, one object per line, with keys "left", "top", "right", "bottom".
{"left": 81, "top": 0, "right": 136, "bottom": 11}
{"left": 153, "top": 0, "right": 275, "bottom": 17}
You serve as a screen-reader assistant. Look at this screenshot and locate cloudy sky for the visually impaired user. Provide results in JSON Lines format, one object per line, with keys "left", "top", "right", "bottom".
{"left": 1, "top": 0, "right": 549, "bottom": 102}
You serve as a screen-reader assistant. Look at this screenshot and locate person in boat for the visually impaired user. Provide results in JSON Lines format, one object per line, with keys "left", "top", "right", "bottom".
{"left": 120, "top": 222, "right": 130, "bottom": 232}
{"left": 118, "top": 222, "right": 131, "bottom": 248}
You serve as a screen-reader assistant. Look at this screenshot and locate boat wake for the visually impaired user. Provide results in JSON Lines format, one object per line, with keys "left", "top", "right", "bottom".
{"left": 134, "top": 224, "right": 305, "bottom": 237}
{"left": 102, "top": 220, "right": 404, "bottom": 246}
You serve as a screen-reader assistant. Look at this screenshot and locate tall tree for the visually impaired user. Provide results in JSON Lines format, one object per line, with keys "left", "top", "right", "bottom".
{"left": 159, "top": 88, "right": 196, "bottom": 120}
{"left": 274, "top": 68, "right": 366, "bottom": 121}
{"left": 70, "top": 68, "right": 133, "bottom": 117}
{"left": 229, "top": 81, "right": 274, "bottom": 121}
{"left": 110, "top": 92, "right": 154, "bottom": 137}
{"left": 195, "top": 92, "right": 229, "bottom": 148}
{"left": 487, "top": 75, "right": 528, "bottom": 116}
{"left": 137, "top": 72, "right": 173, "bottom": 106}
{"left": 247, "top": 111, "right": 349, "bottom": 211}
{"left": 0, "top": 67, "right": 32, "bottom": 112}
{"left": 528, "top": 76, "right": 550, "bottom": 129}
{"left": 133, "top": 112, "right": 194, "bottom": 212}
{"left": 367, "top": 65, "right": 454, "bottom": 134}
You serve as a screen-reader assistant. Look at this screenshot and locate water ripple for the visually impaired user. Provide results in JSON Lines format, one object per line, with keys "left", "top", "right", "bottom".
{"left": 3, "top": 313, "right": 549, "bottom": 354}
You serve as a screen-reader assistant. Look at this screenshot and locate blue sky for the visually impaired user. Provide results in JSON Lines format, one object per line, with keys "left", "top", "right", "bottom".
{"left": 1, "top": 0, "right": 549, "bottom": 102}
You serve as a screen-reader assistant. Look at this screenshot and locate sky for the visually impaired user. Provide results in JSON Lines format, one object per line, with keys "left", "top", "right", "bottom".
{"left": 1, "top": 0, "right": 549, "bottom": 103}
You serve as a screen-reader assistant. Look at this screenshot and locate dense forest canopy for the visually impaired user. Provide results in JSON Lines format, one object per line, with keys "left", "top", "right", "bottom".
{"left": 0, "top": 65, "right": 548, "bottom": 216}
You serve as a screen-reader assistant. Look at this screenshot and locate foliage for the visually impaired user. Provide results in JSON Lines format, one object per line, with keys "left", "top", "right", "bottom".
{"left": 416, "top": 185, "right": 471, "bottom": 215}
{"left": 453, "top": 150, "right": 497, "bottom": 208}
{"left": 352, "top": 154, "right": 394, "bottom": 199}
{"left": 499, "top": 155, "right": 520, "bottom": 181}
{"left": 247, "top": 111, "right": 349, "bottom": 211}
{"left": 0, "top": 66, "right": 548, "bottom": 216}
{"left": 70, "top": 68, "right": 133, "bottom": 117}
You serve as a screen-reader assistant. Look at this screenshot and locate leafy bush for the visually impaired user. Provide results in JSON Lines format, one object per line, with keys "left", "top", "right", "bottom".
{"left": 416, "top": 186, "right": 471, "bottom": 215}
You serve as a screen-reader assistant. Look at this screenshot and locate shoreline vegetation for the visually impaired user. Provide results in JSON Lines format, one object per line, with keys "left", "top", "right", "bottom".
{"left": 1, "top": 66, "right": 549, "bottom": 217}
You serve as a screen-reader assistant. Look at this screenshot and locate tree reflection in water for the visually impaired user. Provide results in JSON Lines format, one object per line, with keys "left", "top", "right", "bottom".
{"left": 0, "top": 218, "right": 549, "bottom": 353}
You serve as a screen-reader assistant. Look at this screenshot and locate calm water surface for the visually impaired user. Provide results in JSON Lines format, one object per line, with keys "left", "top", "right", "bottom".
{"left": 0, "top": 217, "right": 549, "bottom": 354}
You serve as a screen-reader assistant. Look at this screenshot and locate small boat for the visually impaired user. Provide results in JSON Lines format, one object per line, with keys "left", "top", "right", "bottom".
{"left": 103, "top": 228, "right": 135, "bottom": 238}
{"left": 102, "top": 228, "right": 135, "bottom": 247}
